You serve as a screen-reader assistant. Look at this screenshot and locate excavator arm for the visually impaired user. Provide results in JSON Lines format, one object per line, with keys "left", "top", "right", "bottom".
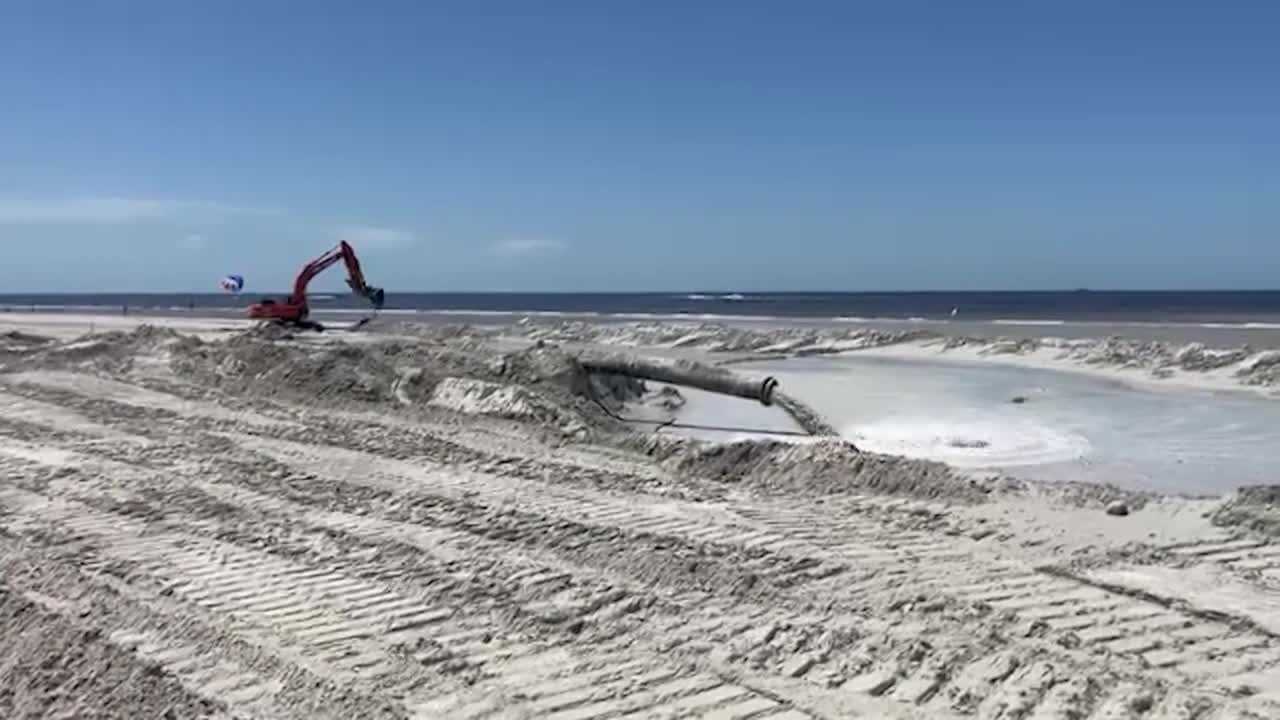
{"left": 290, "top": 241, "right": 385, "bottom": 309}
{"left": 247, "top": 241, "right": 385, "bottom": 328}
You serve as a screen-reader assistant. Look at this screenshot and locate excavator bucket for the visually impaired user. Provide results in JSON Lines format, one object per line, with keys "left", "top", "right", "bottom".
{"left": 366, "top": 286, "right": 386, "bottom": 310}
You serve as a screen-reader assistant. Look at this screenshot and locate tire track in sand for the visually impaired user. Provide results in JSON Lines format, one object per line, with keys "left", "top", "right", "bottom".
{"left": 3, "top": 371, "right": 1280, "bottom": 717}
{"left": 231, "top": 432, "right": 1280, "bottom": 694}
{"left": 77, "top": 430, "right": 1280, "bottom": 712}
{"left": 0, "top": 445, "right": 831, "bottom": 719}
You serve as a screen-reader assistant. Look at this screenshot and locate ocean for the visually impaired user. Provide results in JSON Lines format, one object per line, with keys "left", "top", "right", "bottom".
{"left": 4, "top": 290, "right": 1280, "bottom": 326}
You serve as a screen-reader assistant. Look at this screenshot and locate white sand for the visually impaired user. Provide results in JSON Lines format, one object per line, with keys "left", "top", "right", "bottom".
{"left": 852, "top": 339, "right": 1279, "bottom": 398}
{"left": 0, "top": 312, "right": 253, "bottom": 341}
{"left": 2, "top": 312, "right": 1280, "bottom": 717}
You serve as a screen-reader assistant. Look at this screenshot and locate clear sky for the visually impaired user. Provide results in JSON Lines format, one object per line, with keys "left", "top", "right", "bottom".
{"left": 1, "top": 1, "right": 1276, "bottom": 293}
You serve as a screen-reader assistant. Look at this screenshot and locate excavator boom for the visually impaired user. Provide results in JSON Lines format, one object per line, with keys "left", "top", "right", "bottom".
{"left": 247, "top": 241, "right": 384, "bottom": 329}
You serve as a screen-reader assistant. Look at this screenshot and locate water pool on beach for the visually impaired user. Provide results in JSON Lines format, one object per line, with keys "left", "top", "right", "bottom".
{"left": 747, "top": 354, "right": 1280, "bottom": 495}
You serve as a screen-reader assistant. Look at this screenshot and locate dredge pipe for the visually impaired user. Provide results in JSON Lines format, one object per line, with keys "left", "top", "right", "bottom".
{"left": 581, "top": 353, "right": 777, "bottom": 406}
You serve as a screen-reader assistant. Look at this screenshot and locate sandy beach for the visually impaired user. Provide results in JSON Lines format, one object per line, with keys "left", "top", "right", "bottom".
{"left": 2, "top": 311, "right": 1280, "bottom": 719}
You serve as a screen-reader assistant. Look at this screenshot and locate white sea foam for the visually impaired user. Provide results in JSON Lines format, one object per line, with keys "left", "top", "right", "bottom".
{"left": 992, "top": 319, "right": 1067, "bottom": 326}
{"left": 847, "top": 417, "right": 1090, "bottom": 469}
{"left": 324, "top": 308, "right": 422, "bottom": 315}
{"left": 1199, "top": 322, "right": 1280, "bottom": 330}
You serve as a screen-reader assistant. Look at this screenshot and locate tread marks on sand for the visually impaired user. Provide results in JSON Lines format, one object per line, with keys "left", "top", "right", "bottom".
{"left": 0, "top": 583, "right": 222, "bottom": 720}
{"left": 0, "top": 374, "right": 710, "bottom": 501}
{"left": 231, "top": 433, "right": 1280, "bottom": 688}
{"left": 2, "top": 374, "right": 1280, "bottom": 717}
{"left": 7, "top": 432, "right": 1273, "bottom": 719}
{"left": 0, "top": 457, "right": 817, "bottom": 719}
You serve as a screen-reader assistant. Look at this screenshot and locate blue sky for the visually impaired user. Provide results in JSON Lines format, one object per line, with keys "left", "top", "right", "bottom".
{"left": 1, "top": 1, "right": 1276, "bottom": 292}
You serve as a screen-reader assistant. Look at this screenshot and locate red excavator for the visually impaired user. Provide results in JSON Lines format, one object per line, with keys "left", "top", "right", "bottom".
{"left": 247, "top": 241, "right": 385, "bottom": 331}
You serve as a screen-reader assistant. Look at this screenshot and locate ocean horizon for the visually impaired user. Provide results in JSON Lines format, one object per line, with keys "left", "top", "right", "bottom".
{"left": 4, "top": 290, "right": 1280, "bottom": 327}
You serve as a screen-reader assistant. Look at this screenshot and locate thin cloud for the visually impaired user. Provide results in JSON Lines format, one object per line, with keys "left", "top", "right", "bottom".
{"left": 492, "top": 237, "right": 567, "bottom": 257}
{"left": 0, "top": 196, "right": 278, "bottom": 224}
{"left": 0, "top": 197, "right": 172, "bottom": 224}
{"left": 179, "top": 233, "right": 208, "bottom": 250}
{"left": 337, "top": 225, "right": 416, "bottom": 249}
{"left": 191, "top": 201, "right": 281, "bottom": 217}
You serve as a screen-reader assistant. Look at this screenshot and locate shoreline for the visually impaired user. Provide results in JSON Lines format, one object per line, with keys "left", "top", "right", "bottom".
{"left": 10, "top": 301, "right": 1280, "bottom": 343}
{"left": 514, "top": 319, "right": 1280, "bottom": 397}
{"left": 7, "top": 306, "right": 1279, "bottom": 400}
{"left": 844, "top": 339, "right": 1280, "bottom": 399}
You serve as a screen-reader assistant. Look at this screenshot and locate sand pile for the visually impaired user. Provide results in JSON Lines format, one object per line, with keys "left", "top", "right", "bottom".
{"left": 0, "top": 330, "right": 55, "bottom": 349}
{"left": 5, "top": 325, "right": 197, "bottom": 375}
{"left": 1212, "top": 485, "right": 1280, "bottom": 536}
{"left": 174, "top": 331, "right": 653, "bottom": 431}
{"left": 1235, "top": 350, "right": 1280, "bottom": 386}
{"left": 521, "top": 321, "right": 926, "bottom": 355}
{"left": 419, "top": 343, "right": 646, "bottom": 433}
{"left": 630, "top": 435, "right": 988, "bottom": 502}
{"left": 0, "top": 331, "right": 57, "bottom": 366}
{"left": 6, "top": 326, "right": 655, "bottom": 438}
{"left": 1046, "top": 337, "right": 1280, "bottom": 385}
{"left": 427, "top": 377, "right": 568, "bottom": 425}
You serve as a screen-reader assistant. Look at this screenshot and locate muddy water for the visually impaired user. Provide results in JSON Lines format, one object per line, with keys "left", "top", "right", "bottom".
{"left": 751, "top": 354, "right": 1280, "bottom": 495}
